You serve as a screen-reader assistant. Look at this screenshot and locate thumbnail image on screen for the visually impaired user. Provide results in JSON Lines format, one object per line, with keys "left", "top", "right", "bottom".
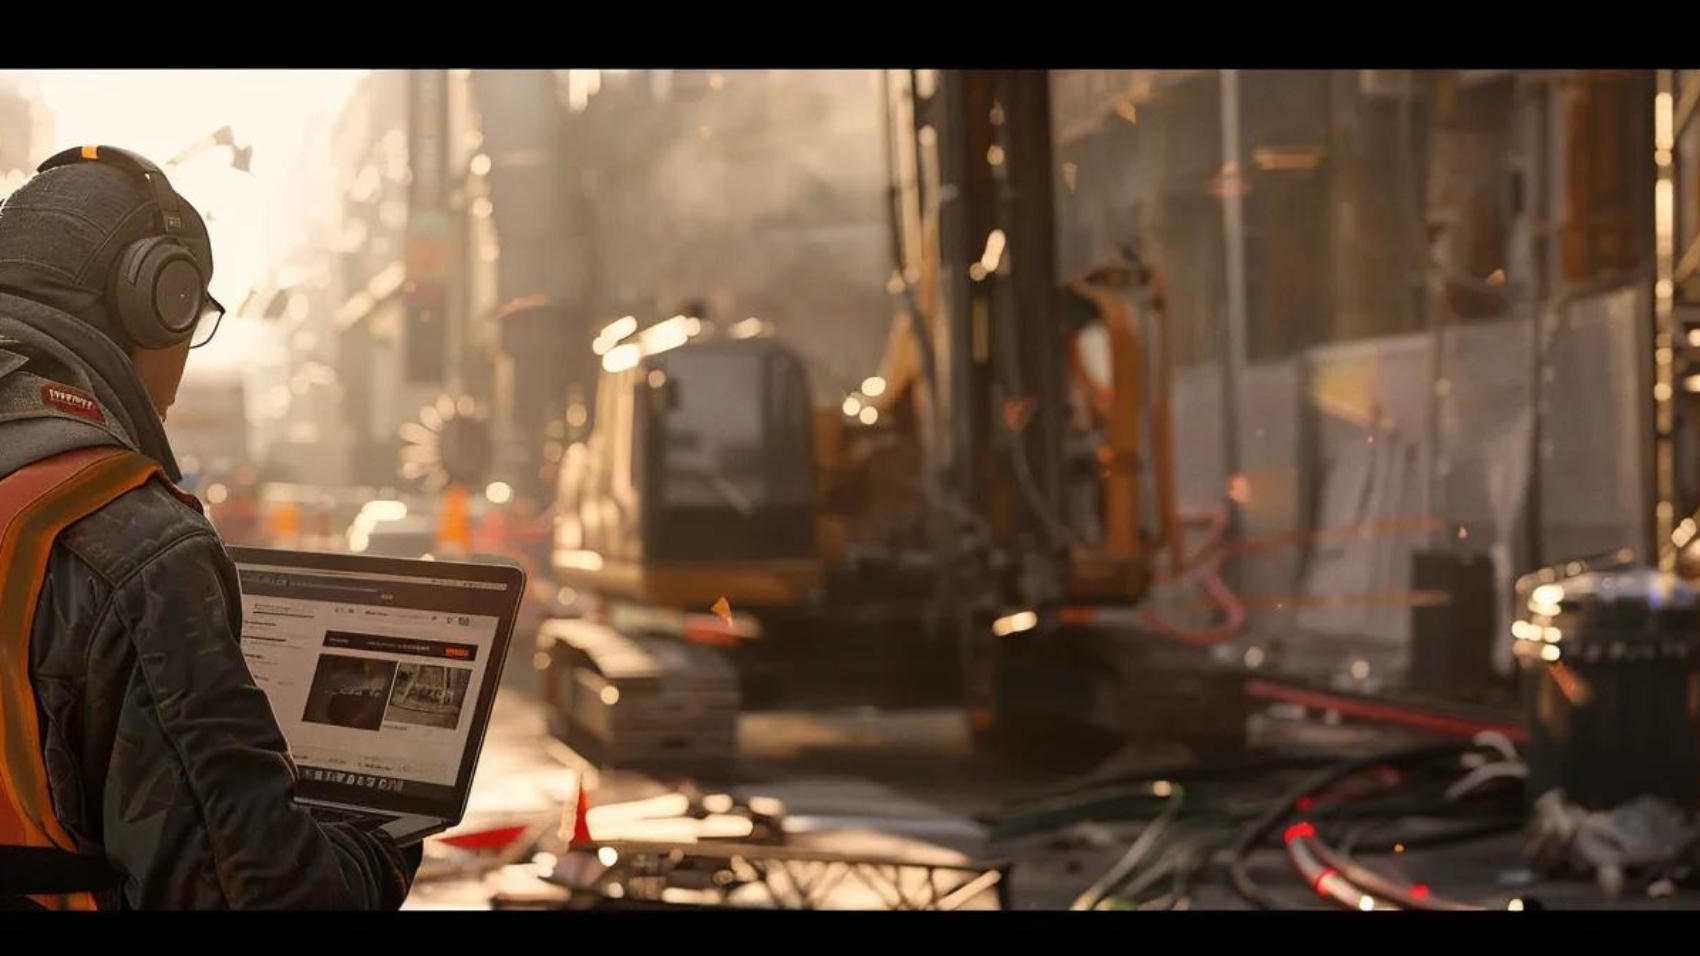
{"left": 386, "top": 663, "right": 473, "bottom": 730}
{"left": 302, "top": 655, "right": 398, "bottom": 731}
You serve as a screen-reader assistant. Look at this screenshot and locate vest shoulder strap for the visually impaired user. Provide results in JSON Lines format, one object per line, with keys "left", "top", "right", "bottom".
{"left": 0, "top": 445, "right": 170, "bottom": 910}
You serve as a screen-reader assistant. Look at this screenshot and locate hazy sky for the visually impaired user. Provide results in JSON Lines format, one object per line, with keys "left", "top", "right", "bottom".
{"left": 17, "top": 70, "right": 363, "bottom": 370}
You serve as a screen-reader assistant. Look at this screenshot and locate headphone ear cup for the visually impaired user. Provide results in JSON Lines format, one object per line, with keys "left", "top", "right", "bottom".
{"left": 111, "top": 237, "right": 203, "bottom": 350}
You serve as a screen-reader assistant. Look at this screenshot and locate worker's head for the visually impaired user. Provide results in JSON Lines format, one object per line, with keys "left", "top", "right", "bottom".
{"left": 0, "top": 146, "right": 220, "bottom": 421}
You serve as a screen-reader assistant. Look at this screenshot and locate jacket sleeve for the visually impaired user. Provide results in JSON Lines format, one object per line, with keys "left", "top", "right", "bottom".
{"left": 95, "top": 531, "right": 421, "bottom": 909}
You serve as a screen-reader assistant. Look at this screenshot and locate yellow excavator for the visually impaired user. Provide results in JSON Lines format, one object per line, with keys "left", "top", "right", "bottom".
{"left": 534, "top": 71, "right": 1234, "bottom": 773}
{"left": 535, "top": 261, "right": 1195, "bottom": 772}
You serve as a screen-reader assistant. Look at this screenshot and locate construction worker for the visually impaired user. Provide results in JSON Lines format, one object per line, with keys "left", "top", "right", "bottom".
{"left": 0, "top": 148, "right": 420, "bottom": 909}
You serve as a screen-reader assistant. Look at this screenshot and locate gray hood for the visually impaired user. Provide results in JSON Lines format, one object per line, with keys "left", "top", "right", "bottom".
{"left": 0, "top": 291, "right": 181, "bottom": 482}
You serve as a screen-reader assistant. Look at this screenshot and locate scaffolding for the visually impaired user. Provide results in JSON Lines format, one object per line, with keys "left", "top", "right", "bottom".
{"left": 1049, "top": 70, "right": 1661, "bottom": 683}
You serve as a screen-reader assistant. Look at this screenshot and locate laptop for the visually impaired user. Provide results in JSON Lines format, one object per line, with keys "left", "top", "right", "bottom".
{"left": 227, "top": 546, "right": 526, "bottom": 846}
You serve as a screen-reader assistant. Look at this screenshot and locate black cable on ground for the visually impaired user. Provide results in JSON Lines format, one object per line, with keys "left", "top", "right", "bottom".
{"left": 1312, "top": 790, "right": 1519, "bottom": 823}
{"left": 993, "top": 751, "right": 1341, "bottom": 838}
{"left": 1070, "top": 784, "right": 1186, "bottom": 911}
{"left": 1323, "top": 768, "right": 1525, "bottom": 854}
{"left": 1227, "top": 742, "right": 1472, "bottom": 910}
{"left": 1343, "top": 816, "right": 1525, "bottom": 856}
{"left": 1108, "top": 826, "right": 1231, "bottom": 910}
{"left": 1076, "top": 762, "right": 1513, "bottom": 910}
{"left": 1010, "top": 749, "right": 1343, "bottom": 806}
{"left": 1298, "top": 829, "right": 1485, "bottom": 911}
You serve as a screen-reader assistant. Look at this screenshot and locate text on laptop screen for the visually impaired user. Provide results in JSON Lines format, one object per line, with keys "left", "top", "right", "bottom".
{"left": 235, "top": 564, "right": 507, "bottom": 805}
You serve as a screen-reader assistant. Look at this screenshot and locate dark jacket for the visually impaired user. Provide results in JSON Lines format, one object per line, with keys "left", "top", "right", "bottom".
{"left": 0, "top": 292, "right": 419, "bottom": 909}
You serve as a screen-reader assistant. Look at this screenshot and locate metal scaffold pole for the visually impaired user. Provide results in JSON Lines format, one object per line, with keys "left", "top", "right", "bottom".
{"left": 1218, "top": 70, "right": 1250, "bottom": 536}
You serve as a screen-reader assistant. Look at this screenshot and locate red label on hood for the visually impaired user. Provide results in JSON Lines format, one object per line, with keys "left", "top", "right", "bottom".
{"left": 41, "top": 383, "right": 106, "bottom": 424}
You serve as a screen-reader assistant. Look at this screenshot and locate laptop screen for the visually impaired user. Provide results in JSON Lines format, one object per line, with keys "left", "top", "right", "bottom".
{"left": 227, "top": 547, "right": 524, "bottom": 819}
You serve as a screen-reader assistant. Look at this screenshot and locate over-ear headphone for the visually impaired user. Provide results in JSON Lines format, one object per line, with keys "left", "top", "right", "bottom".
{"left": 35, "top": 145, "right": 213, "bottom": 350}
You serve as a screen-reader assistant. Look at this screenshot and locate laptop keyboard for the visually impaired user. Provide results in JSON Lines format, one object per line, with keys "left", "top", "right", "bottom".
{"left": 309, "top": 806, "right": 399, "bottom": 832}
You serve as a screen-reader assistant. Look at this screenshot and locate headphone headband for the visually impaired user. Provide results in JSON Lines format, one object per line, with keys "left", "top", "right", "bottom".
{"left": 32, "top": 145, "right": 214, "bottom": 350}
{"left": 37, "top": 145, "right": 186, "bottom": 236}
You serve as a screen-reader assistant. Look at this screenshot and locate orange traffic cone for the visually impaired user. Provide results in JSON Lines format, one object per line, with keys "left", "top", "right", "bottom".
{"left": 436, "top": 483, "right": 471, "bottom": 558}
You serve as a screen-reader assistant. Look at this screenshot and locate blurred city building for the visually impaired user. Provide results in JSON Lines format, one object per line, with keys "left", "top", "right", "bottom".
{"left": 0, "top": 74, "right": 53, "bottom": 198}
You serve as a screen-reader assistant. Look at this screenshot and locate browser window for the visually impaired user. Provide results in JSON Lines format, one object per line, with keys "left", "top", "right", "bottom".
{"left": 236, "top": 565, "right": 503, "bottom": 805}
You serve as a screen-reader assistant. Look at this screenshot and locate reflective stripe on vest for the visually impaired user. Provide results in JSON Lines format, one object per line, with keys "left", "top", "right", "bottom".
{"left": 0, "top": 446, "right": 171, "bottom": 910}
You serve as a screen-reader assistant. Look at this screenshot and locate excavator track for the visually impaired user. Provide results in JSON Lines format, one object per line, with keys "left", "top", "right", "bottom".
{"left": 537, "top": 617, "right": 741, "bottom": 777}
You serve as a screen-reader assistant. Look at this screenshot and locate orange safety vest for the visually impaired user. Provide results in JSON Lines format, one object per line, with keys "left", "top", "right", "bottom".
{"left": 0, "top": 446, "right": 195, "bottom": 910}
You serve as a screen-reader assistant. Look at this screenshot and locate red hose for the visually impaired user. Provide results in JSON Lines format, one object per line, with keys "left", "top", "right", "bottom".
{"left": 1138, "top": 505, "right": 1248, "bottom": 647}
{"left": 1246, "top": 679, "right": 1528, "bottom": 743}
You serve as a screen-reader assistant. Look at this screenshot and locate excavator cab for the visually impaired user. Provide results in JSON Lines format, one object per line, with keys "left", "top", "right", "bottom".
{"left": 553, "top": 336, "right": 823, "bottom": 610}
{"left": 646, "top": 339, "right": 817, "bottom": 565}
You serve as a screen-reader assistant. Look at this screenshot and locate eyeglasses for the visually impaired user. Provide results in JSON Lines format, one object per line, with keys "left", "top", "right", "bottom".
{"left": 190, "top": 292, "right": 226, "bottom": 349}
